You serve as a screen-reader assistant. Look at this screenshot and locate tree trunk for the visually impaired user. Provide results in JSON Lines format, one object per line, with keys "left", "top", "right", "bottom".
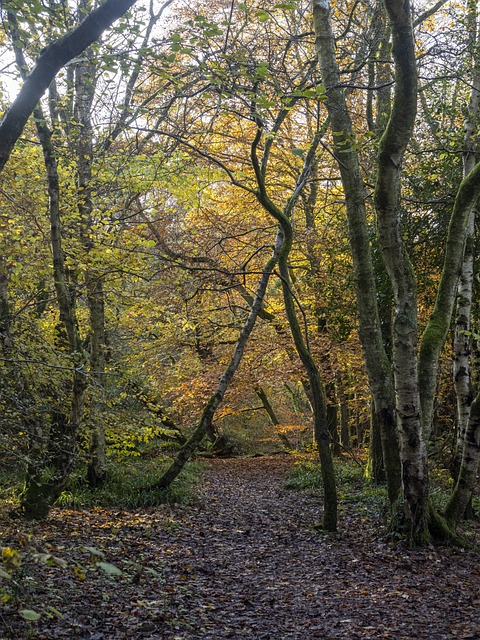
{"left": 14, "top": 83, "right": 86, "bottom": 517}
{"left": 445, "top": 389, "right": 480, "bottom": 526}
{"left": 417, "top": 0, "right": 480, "bottom": 441}
{"left": 326, "top": 382, "right": 340, "bottom": 456}
{"left": 73, "top": 44, "right": 108, "bottom": 488}
{"left": 255, "top": 385, "right": 293, "bottom": 450}
{"left": 366, "top": 405, "right": 386, "bottom": 484}
{"left": 373, "top": 0, "right": 433, "bottom": 544}
{"left": 149, "top": 232, "right": 283, "bottom": 489}
{"left": 252, "top": 128, "right": 337, "bottom": 530}
{"left": 312, "top": 0, "right": 401, "bottom": 506}
{"left": 0, "top": 0, "right": 138, "bottom": 172}
{"left": 445, "top": 0, "right": 480, "bottom": 525}
{"left": 86, "top": 276, "right": 107, "bottom": 488}
{"left": 337, "top": 376, "right": 350, "bottom": 451}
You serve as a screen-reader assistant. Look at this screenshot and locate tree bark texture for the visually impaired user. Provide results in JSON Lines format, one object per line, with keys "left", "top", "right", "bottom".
{"left": 445, "top": 390, "right": 480, "bottom": 525}
{"left": 0, "top": 0, "right": 138, "bottom": 172}
{"left": 373, "top": 0, "right": 432, "bottom": 543}
{"left": 312, "top": 0, "right": 401, "bottom": 506}
{"left": 446, "top": 0, "right": 480, "bottom": 525}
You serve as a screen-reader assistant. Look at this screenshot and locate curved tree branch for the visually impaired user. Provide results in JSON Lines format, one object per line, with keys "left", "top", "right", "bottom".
{"left": 0, "top": 0, "right": 138, "bottom": 172}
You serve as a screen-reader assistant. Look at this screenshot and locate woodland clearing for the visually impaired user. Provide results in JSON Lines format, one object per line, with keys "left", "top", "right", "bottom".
{"left": 1, "top": 455, "right": 479, "bottom": 640}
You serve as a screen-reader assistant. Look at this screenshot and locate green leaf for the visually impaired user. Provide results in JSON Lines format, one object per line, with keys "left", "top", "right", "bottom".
{"left": 171, "top": 33, "right": 182, "bottom": 42}
{"left": 256, "top": 65, "right": 269, "bottom": 78}
{"left": 19, "top": 609, "right": 41, "bottom": 622}
{"left": 171, "top": 43, "right": 182, "bottom": 52}
{"left": 82, "top": 546, "right": 105, "bottom": 560}
{"left": 96, "top": 562, "right": 124, "bottom": 576}
{"left": 292, "top": 148, "right": 305, "bottom": 158}
{"left": 256, "top": 9, "right": 270, "bottom": 22}
{"left": 0, "top": 568, "right": 11, "bottom": 580}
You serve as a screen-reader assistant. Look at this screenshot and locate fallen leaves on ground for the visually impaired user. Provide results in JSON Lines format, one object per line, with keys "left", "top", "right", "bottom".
{"left": 1, "top": 456, "right": 479, "bottom": 639}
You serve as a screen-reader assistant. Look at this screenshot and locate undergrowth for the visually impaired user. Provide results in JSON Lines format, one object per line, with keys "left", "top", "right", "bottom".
{"left": 56, "top": 458, "right": 205, "bottom": 509}
{"left": 0, "top": 458, "right": 204, "bottom": 513}
{"left": 285, "top": 456, "right": 388, "bottom": 519}
{"left": 285, "top": 455, "right": 480, "bottom": 528}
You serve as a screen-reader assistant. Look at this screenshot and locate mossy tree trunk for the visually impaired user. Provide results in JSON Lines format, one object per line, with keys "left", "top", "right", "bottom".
{"left": 312, "top": 0, "right": 401, "bottom": 507}
{"left": 373, "top": 0, "right": 432, "bottom": 544}
{"left": 11, "top": 37, "right": 87, "bottom": 518}
{"left": 416, "top": 0, "right": 480, "bottom": 446}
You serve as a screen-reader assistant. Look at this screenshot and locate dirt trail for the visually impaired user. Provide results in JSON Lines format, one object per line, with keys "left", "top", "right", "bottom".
{"left": 1, "top": 456, "right": 479, "bottom": 639}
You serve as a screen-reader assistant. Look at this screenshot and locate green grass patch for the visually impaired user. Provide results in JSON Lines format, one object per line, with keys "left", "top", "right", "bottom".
{"left": 56, "top": 458, "right": 205, "bottom": 510}
{"left": 0, "top": 458, "right": 204, "bottom": 513}
{"left": 285, "top": 456, "right": 388, "bottom": 518}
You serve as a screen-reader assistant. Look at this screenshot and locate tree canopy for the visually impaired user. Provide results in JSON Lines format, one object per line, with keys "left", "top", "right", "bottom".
{"left": 1, "top": 0, "right": 480, "bottom": 548}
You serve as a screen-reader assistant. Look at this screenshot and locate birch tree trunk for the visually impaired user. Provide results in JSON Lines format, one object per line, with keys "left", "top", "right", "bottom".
{"left": 445, "top": 0, "right": 480, "bottom": 524}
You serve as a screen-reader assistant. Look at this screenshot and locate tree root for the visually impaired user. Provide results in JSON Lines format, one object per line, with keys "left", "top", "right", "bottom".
{"left": 388, "top": 501, "right": 473, "bottom": 548}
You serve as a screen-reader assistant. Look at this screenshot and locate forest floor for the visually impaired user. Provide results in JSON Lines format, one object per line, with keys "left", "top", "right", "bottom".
{"left": 1, "top": 455, "right": 480, "bottom": 640}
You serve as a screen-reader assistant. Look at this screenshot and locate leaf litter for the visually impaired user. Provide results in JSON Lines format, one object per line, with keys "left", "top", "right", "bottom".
{"left": 0, "top": 455, "right": 479, "bottom": 639}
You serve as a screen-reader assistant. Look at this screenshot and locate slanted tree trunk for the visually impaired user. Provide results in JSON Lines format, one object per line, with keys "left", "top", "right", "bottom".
{"left": 254, "top": 384, "right": 293, "bottom": 450}
{"left": 0, "top": 0, "right": 139, "bottom": 173}
{"left": 149, "top": 231, "right": 283, "bottom": 489}
{"left": 251, "top": 123, "right": 337, "bottom": 530}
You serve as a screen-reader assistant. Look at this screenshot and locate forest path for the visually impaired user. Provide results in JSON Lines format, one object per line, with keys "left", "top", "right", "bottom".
{"left": 157, "top": 456, "right": 478, "bottom": 640}
{"left": 1, "top": 455, "right": 479, "bottom": 640}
